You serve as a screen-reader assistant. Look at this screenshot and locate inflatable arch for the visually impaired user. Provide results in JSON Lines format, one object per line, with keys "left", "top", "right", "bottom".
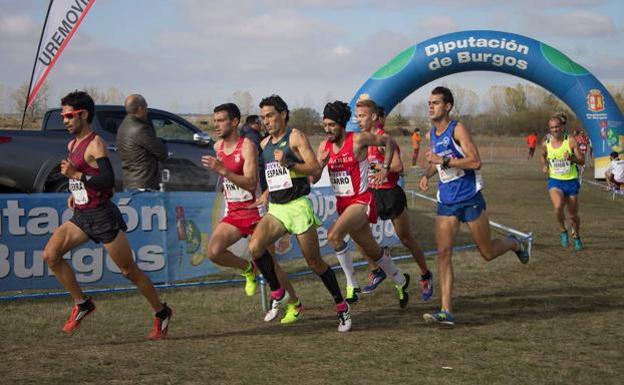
{"left": 347, "top": 30, "right": 623, "bottom": 179}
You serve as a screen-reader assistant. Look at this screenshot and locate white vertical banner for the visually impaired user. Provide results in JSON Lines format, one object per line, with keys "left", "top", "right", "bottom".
{"left": 26, "top": 0, "right": 96, "bottom": 108}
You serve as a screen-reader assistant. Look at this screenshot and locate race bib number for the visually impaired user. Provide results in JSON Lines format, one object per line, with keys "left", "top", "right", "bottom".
{"left": 265, "top": 161, "right": 293, "bottom": 192}
{"left": 69, "top": 178, "right": 89, "bottom": 205}
{"left": 223, "top": 178, "right": 253, "bottom": 202}
{"left": 551, "top": 159, "right": 571, "bottom": 175}
{"left": 330, "top": 170, "right": 354, "bottom": 197}
{"left": 437, "top": 164, "right": 465, "bottom": 183}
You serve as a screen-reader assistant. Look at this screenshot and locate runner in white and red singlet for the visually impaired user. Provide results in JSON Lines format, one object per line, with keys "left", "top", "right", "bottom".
{"left": 312, "top": 101, "right": 411, "bottom": 309}
{"left": 42, "top": 90, "right": 172, "bottom": 340}
{"left": 355, "top": 98, "right": 434, "bottom": 303}
{"left": 201, "top": 103, "right": 300, "bottom": 323}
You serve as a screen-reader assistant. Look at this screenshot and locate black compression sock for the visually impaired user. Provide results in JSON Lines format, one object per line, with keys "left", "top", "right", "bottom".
{"left": 254, "top": 251, "right": 281, "bottom": 291}
{"left": 319, "top": 267, "right": 344, "bottom": 304}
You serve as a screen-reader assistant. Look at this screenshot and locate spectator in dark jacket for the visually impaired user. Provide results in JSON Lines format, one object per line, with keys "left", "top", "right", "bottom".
{"left": 117, "top": 94, "right": 168, "bottom": 191}
{"left": 240, "top": 114, "right": 268, "bottom": 191}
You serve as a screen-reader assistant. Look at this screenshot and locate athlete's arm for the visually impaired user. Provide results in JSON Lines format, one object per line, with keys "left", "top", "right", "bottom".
{"left": 447, "top": 123, "right": 481, "bottom": 170}
{"left": 368, "top": 132, "right": 403, "bottom": 173}
{"left": 72, "top": 136, "right": 115, "bottom": 189}
{"left": 288, "top": 128, "right": 322, "bottom": 177}
{"left": 540, "top": 138, "right": 549, "bottom": 175}
{"left": 355, "top": 131, "right": 395, "bottom": 167}
{"left": 566, "top": 136, "right": 585, "bottom": 166}
{"left": 226, "top": 138, "right": 259, "bottom": 192}
{"left": 308, "top": 140, "right": 329, "bottom": 184}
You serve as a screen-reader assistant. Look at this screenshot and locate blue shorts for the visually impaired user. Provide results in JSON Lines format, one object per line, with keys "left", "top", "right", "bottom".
{"left": 437, "top": 191, "right": 486, "bottom": 223}
{"left": 547, "top": 178, "right": 580, "bottom": 197}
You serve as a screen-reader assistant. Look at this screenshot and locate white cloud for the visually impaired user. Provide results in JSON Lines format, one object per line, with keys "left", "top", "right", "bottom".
{"left": 525, "top": 10, "right": 616, "bottom": 37}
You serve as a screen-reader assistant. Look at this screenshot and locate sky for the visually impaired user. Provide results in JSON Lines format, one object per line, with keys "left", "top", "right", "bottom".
{"left": 0, "top": 0, "right": 622, "bottom": 114}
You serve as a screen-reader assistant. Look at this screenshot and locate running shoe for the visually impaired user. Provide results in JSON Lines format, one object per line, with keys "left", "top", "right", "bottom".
{"left": 280, "top": 300, "right": 303, "bottom": 325}
{"left": 560, "top": 231, "right": 569, "bottom": 247}
{"left": 345, "top": 286, "right": 361, "bottom": 304}
{"left": 149, "top": 303, "right": 172, "bottom": 341}
{"left": 272, "top": 288, "right": 290, "bottom": 307}
{"left": 362, "top": 268, "right": 387, "bottom": 294}
{"left": 241, "top": 264, "right": 258, "bottom": 297}
{"left": 419, "top": 271, "right": 434, "bottom": 301}
{"left": 423, "top": 310, "right": 455, "bottom": 327}
{"left": 63, "top": 297, "right": 96, "bottom": 334}
{"left": 573, "top": 237, "right": 583, "bottom": 251}
{"left": 264, "top": 298, "right": 280, "bottom": 322}
{"left": 395, "top": 273, "right": 410, "bottom": 308}
{"left": 337, "top": 302, "right": 352, "bottom": 332}
{"left": 508, "top": 234, "right": 530, "bottom": 264}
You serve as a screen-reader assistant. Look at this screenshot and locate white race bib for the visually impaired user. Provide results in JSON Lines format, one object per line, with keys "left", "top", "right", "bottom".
{"left": 330, "top": 170, "right": 355, "bottom": 197}
{"left": 265, "top": 161, "right": 293, "bottom": 192}
{"left": 437, "top": 164, "right": 465, "bottom": 183}
{"left": 223, "top": 178, "right": 253, "bottom": 202}
{"left": 551, "top": 159, "right": 571, "bottom": 175}
{"left": 69, "top": 178, "right": 89, "bottom": 205}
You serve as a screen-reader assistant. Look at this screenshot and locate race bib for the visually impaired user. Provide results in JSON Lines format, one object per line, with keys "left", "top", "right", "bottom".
{"left": 223, "top": 178, "right": 253, "bottom": 202}
{"left": 551, "top": 159, "right": 571, "bottom": 175}
{"left": 330, "top": 170, "right": 355, "bottom": 197}
{"left": 437, "top": 164, "right": 465, "bottom": 183}
{"left": 69, "top": 178, "right": 89, "bottom": 205}
{"left": 265, "top": 161, "right": 293, "bottom": 192}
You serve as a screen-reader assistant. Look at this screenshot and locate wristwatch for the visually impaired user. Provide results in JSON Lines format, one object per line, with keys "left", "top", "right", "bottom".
{"left": 382, "top": 163, "right": 390, "bottom": 170}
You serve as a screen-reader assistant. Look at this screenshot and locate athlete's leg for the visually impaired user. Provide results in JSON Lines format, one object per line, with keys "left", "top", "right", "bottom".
{"left": 205, "top": 222, "right": 248, "bottom": 271}
{"left": 548, "top": 188, "right": 567, "bottom": 233}
{"left": 248, "top": 214, "right": 288, "bottom": 291}
{"left": 104, "top": 231, "right": 164, "bottom": 312}
{"left": 566, "top": 195, "right": 581, "bottom": 238}
{"left": 434, "top": 215, "right": 460, "bottom": 313}
{"left": 42, "top": 221, "right": 90, "bottom": 302}
{"left": 392, "top": 210, "right": 428, "bottom": 275}
{"left": 466, "top": 210, "right": 518, "bottom": 262}
{"left": 270, "top": 244, "right": 298, "bottom": 300}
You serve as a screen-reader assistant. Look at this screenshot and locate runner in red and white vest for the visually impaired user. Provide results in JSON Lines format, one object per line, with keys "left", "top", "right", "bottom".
{"left": 201, "top": 102, "right": 300, "bottom": 323}
{"left": 312, "top": 100, "right": 410, "bottom": 307}
{"left": 43, "top": 90, "right": 172, "bottom": 340}
{"left": 355, "top": 98, "right": 434, "bottom": 303}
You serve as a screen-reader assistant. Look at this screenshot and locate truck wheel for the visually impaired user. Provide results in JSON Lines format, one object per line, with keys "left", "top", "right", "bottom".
{"left": 45, "top": 179, "right": 69, "bottom": 193}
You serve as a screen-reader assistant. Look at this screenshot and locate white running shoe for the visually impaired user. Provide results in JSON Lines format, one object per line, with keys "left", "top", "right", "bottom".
{"left": 264, "top": 298, "right": 280, "bottom": 322}
{"left": 337, "top": 303, "right": 352, "bottom": 332}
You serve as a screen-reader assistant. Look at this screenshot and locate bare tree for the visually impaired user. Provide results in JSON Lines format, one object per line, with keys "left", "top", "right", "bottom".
{"left": 82, "top": 85, "right": 106, "bottom": 104}
{"left": 11, "top": 81, "right": 50, "bottom": 119}
{"left": 232, "top": 90, "right": 254, "bottom": 115}
{"left": 451, "top": 86, "right": 479, "bottom": 118}
{"left": 104, "top": 87, "right": 124, "bottom": 104}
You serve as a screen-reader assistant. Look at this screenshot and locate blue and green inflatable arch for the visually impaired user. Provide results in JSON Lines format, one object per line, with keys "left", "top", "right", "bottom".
{"left": 347, "top": 30, "right": 623, "bottom": 178}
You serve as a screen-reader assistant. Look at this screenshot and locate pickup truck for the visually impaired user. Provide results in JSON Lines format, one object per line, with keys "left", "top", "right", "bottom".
{"left": 0, "top": 106, "right": 219, "bottom": 192}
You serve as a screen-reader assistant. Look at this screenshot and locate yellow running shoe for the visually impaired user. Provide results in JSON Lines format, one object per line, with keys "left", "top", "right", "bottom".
{"left": 280, "top": 300, "right": 303, "bottom": 325}
{"left": 241, "top": 263, "right": 257, "bottom": 297}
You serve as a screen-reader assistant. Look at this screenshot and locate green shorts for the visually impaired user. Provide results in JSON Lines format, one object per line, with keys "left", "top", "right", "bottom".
{"left": 268, "top": 196, "right": 322, "bottom": 235}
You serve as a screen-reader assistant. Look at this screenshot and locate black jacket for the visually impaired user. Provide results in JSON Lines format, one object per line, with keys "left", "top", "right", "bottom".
{"left": 117, "top": 115, "right": 168, "bottom": 190}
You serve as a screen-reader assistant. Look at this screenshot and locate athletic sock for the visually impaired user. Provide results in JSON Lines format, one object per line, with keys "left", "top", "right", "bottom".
{"left": 336, "top": 246, "right": 358, "bottom": 288}
{"left": 376, "top": 252, "right": 406, "bottom": 286}
{"left": 242, "top": 261, "right": 253, "bottom": 274}
{"left": 254, "top": 251, "right": 281, "bottom": 291}
{"left": 319, "top": 267, "right": 344, "bottom": 304}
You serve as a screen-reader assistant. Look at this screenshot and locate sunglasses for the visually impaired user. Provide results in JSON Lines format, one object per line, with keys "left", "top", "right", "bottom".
{"left": 61, "top": 109, "right": 87, "bottom": 119}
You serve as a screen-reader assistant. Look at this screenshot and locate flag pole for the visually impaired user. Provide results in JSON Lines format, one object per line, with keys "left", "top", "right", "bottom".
{"left": 20, "top": 0, "right": 54, "bottom": 130}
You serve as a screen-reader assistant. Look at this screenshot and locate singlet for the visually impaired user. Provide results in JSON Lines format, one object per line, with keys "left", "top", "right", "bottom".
{"left": 367, "top": 128, "right": 400, "bottom": 190}
{"left": 217, "top": 137, "right": 256, "bottom": 212}
{"left": 262, "top": 128, "right": 310, "bottom": 204}
{"left": 546, "top": 135, "right": 579, "bottom": 180}
{"left": 576, "top": 135, "right": 589, "bottom": 155}
{"left": 429, "top": 120, "right": 483, "bottom": 204}
{"left": 67, "top": 132, "right": 113, "bottom": 210}
{"left": 324, "top": 132, "right": 368, "bottom": 198}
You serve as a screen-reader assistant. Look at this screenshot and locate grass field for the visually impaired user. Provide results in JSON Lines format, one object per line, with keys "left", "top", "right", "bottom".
{"left": 2, "top": 135, "right": 623, "bottom": 385}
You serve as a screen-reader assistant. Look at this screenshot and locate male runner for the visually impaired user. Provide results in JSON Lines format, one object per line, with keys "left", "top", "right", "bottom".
{"left": 247, "top": 95, "right": 352, "bottom": 332}
{"left": 354, "top": 99, "right": 433, "bottom": 304}
{"left": 311, "top": 101, "right": 411, "bottom": 309}
{"left": 420, "top": 86, "right": 530, "bottom": 326}
{"left": 201, "top": 103, "right": 299, "bottom": 323}
{"left": 42, "top": 91, "right": 172, "bottom": 340}
{"left": 541, "top": 113, "right": 585, "bottom": 250}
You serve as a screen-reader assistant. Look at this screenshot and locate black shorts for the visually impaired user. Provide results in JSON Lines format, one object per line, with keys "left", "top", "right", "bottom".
{"left": 70, "top": 202, "right": 128, "bottom": 244}
{"left": 372, "top": 185, "right": 407, "bottom": 220}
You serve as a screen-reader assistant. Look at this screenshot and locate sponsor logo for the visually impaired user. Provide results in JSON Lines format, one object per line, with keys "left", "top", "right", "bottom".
{"left": 587, "top": 89, "right": 605, "bottom": 112}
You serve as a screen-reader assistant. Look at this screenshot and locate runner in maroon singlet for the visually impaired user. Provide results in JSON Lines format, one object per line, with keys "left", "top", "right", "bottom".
{"left": 312, "top": 101, "right": 411, "bottom": 308}
{"left": 42, "top": 91, "right": 172, "bottom": 340}
{"left": 355, "top": 98, "right": 434, "bottom": 302}
{"left": 201, "top": 103, "right": 300, "bottom": 323}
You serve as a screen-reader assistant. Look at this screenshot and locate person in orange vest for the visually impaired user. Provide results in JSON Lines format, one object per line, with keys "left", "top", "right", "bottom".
{"left": 412, "top": 127, "right": 422, "bottom": 167}
{"left": 526, "top": 131, "right": 538, "bottom": 159}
